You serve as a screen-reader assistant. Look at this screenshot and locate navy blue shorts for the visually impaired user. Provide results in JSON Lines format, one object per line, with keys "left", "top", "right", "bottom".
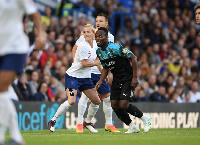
{"left": 91, "top": 73, "right": 110, "bottom": 94}
{"left": 0, "top": 54, "right": 27, "bottom": 75}
{"left": 65, "top": 73, "right": 95, "bottom": 92}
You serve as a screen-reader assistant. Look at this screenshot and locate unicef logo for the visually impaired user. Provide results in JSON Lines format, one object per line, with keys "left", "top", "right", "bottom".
{"left": 46, "top": 103, "right": 65, "bottom": 129}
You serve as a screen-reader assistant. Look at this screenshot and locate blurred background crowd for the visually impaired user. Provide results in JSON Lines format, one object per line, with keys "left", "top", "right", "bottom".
{"left": 10, "top": 0, "right": 200, "bottom": 103}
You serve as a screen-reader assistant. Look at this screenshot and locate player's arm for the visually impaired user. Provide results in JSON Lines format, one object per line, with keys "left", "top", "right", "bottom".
{"left": 97, "top": 60, "right": 109, "bottom": 83}
{"left": 97, "top": 57, "right": 102, "bottom": 72}
{"left": 81, "top": 58, "right": 100, "bottom": 67}
{"left": 72, "top": 44, "right": 78, "bottom": 62}
{"left": 29, "top": 12, "right": 46, "bottom": 50}
{"left": 129, "top": 53, "right": 139, "bottom": 88}
{"left": 96, "top": 67, "right": 108, "bottom": 89}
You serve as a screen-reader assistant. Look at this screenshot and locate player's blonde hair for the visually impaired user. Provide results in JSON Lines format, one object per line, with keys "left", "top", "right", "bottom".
{"left": 81, "top": 24, "right": 95, "bottom": 35}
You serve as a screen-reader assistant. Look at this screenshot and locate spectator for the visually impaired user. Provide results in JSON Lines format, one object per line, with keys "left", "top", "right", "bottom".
{"left": 55, "top": 90, "right": 67, "bottom": 102}
{"left": 33, "top": 82, "right": 50, "bottom": 101}
{"left": 136, "top": 88, "right": 148, "bottom": 102}
{"left": 39, "top": 45, "right": 57, "bottom": 68}
{"left": 189, "top": 81, "right": 200, "bottom": 103}
{"left": 146, "top": 73, "right": 158, "bottom": 97}
{"left": 17, "top": 73, "right": 32, "bottom": 101}
{"left": 43, "top": 74, "right": 56, "bottom": 101}
{"left": 29, "top": 70, "right": 40, "bottom": 96}
{"left": 149, "top": 84, "right": 169, "bottom": 102}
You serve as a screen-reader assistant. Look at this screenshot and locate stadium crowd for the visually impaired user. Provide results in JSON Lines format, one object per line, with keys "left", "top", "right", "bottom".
{"left": 10, "top": 0, "right": 200, "bottom": 103}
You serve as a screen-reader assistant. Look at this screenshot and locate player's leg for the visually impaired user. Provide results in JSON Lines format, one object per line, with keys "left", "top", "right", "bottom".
{"left": 120, "top": 81, "right": 151, "bottom": 132}
{"left": 76, "top": 78, "right": 100, "bottom": 133}
{"left": 101, "top": 93, "right": 119, "bottom": 132}
{"left": 48, "top": 74, "right": 77, "bottom": 132}
{"left": 48, "top": 88, "right": 77, "bottom": 132}
{"left": 96, "top": 77, "right": 117, "bottom": 131}
{"left": 82, "top": 88, "right": 100, "bottom": 133}
{"left": 82, "top": 74, "right": 100, "bottom": 132}
{"left": 77, "top": 93, "right": 89, "bottom": 125}
{"left": 7, "top": 98, "right": 24, "bottom": 143}
{"left": 0, "top": 70, "right": 23, "bottom": 144}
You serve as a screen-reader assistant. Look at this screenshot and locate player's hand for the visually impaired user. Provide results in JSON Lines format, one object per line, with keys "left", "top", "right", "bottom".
{"left": 35, "top": 31, "right": 47, "bottom": 50}
{"left": 131, "top": 77, "right": 139, "bottom": 89}
{"left": 94, "top": 59, "right": 100, "bottom": 66}
{"left": 95, "top": 81, "right": 102, "bottom": 90}
{"left": 105, "top": 76, "right": 109, "bottom": 84}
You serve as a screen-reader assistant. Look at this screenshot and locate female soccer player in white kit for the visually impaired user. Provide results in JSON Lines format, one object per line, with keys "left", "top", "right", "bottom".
{"left": 72, "top": 13, "right": 119, "bottom": 133}
{"left": 0, "top": 0, "right": 46, "bottom": 144}
{"left": 48, "top": 24, "right": 101, "bottom": 132}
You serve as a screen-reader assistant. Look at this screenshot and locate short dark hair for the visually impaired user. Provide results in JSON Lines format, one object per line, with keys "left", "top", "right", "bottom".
{"left": 97, "top": 13, "right": 108, "bottom": 22}
{"left": 98, "top": 27, "right": 108, "bottom": 36}
{"left": 194, "top": 4, "right": 200, "bottom": 10}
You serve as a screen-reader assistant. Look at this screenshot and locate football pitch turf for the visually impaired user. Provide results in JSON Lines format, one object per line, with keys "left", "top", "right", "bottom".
{"left": 6, "top": 128, "right": 200, "bottom": 145}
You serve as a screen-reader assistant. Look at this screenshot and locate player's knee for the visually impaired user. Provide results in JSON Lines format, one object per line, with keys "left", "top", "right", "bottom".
{"left": 119, "top": 104, "right": 128, "bottom": 111}
{"left": 0, "top": 84, "right": 9, "bottom": 92}
{"left": 92, "top": 99, "right": 101, "bottom": 105}
{"left": 68, "top": 100, "right": 76, "bottom": 105}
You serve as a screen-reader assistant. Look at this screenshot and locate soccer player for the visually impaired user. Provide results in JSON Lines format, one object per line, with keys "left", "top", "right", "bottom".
{"left": 0, "top": 0, "right": 46, "bottom": 144}
{"left": 95, "top": 27, "right": 151, "bottom": 133}
{"left": 195, "top": 4, "right": 200, "bottom": 24}
{"left": 48, "top": 24, "right": 101, "bottom": 132}
{"left": 72, "top": 13, "right": 119, "bottom": 133}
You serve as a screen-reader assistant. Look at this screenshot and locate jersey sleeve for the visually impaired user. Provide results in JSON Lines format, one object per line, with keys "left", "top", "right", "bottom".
{"left": 118, "top": 44, "right": 132, "bottom": 58}
{"left": 75, "top": 35, "right": 85, "bottom": 46}
{"left": 19, "top": 0, "right": 37, "bottom": 15}
{"left": 78, "top": 44, "right": 89, "bottom": 60}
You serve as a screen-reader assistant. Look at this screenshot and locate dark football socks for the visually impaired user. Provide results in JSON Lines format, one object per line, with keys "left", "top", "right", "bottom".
{"left": 114, "top": 108, "right": 132, "bottom": 125}
{"left": 126, "top": 104, "right": 143, "bottom": 118}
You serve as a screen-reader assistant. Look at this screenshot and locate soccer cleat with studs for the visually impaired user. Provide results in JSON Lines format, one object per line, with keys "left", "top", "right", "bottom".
{"left": 105, "top": 125, "right": 120, "bottom": 132}
{"left": 47, "top": 120, "right": 56, "bottom": 132}
{"left": 83, "top": 121, "right": 98, "bottom": 133}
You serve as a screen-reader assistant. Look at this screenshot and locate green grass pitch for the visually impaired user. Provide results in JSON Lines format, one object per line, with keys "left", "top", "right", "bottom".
{"left": 6, "top": 128, "right": 200, "bottom": 145}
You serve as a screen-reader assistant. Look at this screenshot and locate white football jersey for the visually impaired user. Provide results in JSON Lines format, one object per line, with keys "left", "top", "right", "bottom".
{"left": 67, "top": 40, "right": 98, "bottom": 78}
{"left": 76, "top": 32, "right": 114, "bottom": 74}
{"left": 0, "top": 0, "right": 37, "bottom": 56}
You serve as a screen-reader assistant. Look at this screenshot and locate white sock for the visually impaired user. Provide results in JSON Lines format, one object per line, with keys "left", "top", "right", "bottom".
{"left": 52, "top": 101, "right": 72, "bottom": 121}
{"left": 7, "top": 99, "right": 23, "bottom": 143}
{"left": 85, "top": 103, "right": 99, "bottom": 123}
{"left": 0, "top": 91, "right": 23, "bottom": 143}
{"left": 77, "top": 93, "right": 89, "bottom": 124}
{"left": 103, "top": 97, "right": 113, "bottom": 127}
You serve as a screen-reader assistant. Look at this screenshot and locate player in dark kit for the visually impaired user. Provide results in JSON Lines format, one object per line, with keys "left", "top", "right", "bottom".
{"left": 95, "top": 27, "right": 151, "bottom": 133}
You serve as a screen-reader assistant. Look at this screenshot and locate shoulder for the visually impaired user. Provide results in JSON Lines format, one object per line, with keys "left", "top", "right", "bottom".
{"left": 108, "top": 42, "right": 121, "bottom": 49}
{"left": 76, "top": 35, "right": 85, "bottom": 45}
